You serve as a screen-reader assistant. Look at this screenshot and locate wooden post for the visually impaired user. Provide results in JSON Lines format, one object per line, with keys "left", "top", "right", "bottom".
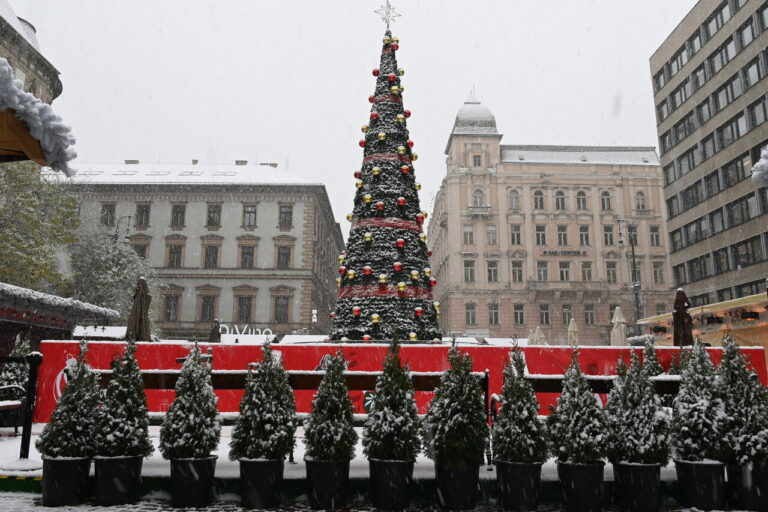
{"left": 19, "top": 352, "right": 42, "bottom": 459}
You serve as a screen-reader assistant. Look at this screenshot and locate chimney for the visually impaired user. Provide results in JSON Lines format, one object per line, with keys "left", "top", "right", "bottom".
{"left": 125, "top": 159, "right": 139, "bottom": 164}
{"left": 192, "top": 159, "right": 198, "bottom": 165}
{"left": 235, "top": 160, "right": 247, "bottom": 166}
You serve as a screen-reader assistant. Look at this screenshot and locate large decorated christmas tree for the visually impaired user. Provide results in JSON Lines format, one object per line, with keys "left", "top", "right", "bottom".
{"left": 329, "top": 6, "right": 440, "bottom": 342}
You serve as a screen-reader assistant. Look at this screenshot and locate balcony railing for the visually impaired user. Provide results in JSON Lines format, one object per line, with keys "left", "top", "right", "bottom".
{"left": 527, "top": 280, "right": 609, "bottom": 291}
{"left": 468, "top": 206, "right": 492, "bottom": 216}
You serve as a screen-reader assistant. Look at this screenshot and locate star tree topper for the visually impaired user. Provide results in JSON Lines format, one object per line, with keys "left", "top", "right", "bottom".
{"left": 374, "top": 1, "right": 401, "bottom": 30}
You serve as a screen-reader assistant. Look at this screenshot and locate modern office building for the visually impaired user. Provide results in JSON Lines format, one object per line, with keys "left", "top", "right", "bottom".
{"left": 651, "top": 0, "right": 768, "bottom": 306}
{"left": 428, "top": 96, "right": 672, "bottom": 345}
{"left": 66, "top": 161, "right": 344, "bottom": 339}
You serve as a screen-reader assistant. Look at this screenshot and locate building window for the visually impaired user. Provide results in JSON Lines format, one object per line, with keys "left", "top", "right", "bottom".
{"left": 584, "top": 304, "right": 595, "bottom": 326}
{"left": 692, "top": 64, "right": 707, "bottom": 90}
{"left": 132, "top": 243, "right": 148, "bottom": 259}
{"left": 203, "top": 245, "right": 219, "bottom": 269}
{"left": 535, "top": 225, "right": 546, "bottom": 245}
{"left": 734, "top": 235, "right": 765, "bottom": 268}
{"left": 537, "top": 261, "right": 548, "bottom": 281}
{"left": 135, "top": 204, "right": 150, "bottom": 228}
{"left": 555, "top": 191, "right": 566, "bottom": 210}
{"left": 463, "top": 224, "right": 474, "bottom": 245}
{"left": 697, "top": 99, "right": 712, "bottom": 125}
{"left": 579, "top": 225, "right": 590, "bottom": 246}
{"left": 488, "top": 303, "right": 500, "bottom": 326}
{"left": 510, "top": 225, "right": 521, "bottom": 245}
{"left": 167, "top": 244, "right": 183, "bottom": 268}
{"left": 171, "top": 204, "right": 186, "bottom": 228}
{"left": 509, "top": 190, "right": 520, "bottom": 210}
{"left": 600, "top": 191, "right": 612, "bottom": 211}
{"left": 277, "top": 246, "right": 292, "bottom": 269}
{"left": 539, "top": 304, "right": 550, "bottom": 325}
{"left": 473, "top": 155, "right": 482, "bottom": 167}
{"left": 200, "top": 295, "right": 217, "bottom": 322}
{"left": 562, "top": 304, "right": 572, "bottom": 326}
{"left": 511, "top": 261, "right": 523, "bottom": 282}
{"left": 557, "top": 225, "right": 568, "bottom": 246}
{"left": 718, "top": 113, "right": 747, "bottom": 148}
{"left": 533, "top": 190, "right": 544, "bottom": 210}
{"left": 717, "top": 288, "right": 733, "bottom": 302}
{"left": 740, "top": 19, "right": 755, "bottom": 47}
{"left": 669, "top": 45, "right": 688, "bottom": 77}
{"left": 635, "top": 191, "right": 646, "bottom": 210}
{"left": 487, "top": 260, "right": 498, "bottom": 283}
{"left": 576, "top": 191, "right": 587, "bottom": 210}
{"left": 243, "top": 204, "right": 257, "bottom": 228}
{"left": 670, "top": 79, "right": 691, "bottom": 109}
{"left": 723, "top": 157, "right": 747, "bottom": 188}
{"left": 487, "top": 224, "right": 497, "bottom": 245}
{"left": 761, "top": 3, "right": 768, "bottom": 30}
{"left": 606, "top": 261, "right": 617, "bottom": 284}
{"left": 278, "top": 204, "right": 293, "bottom": 230}
{"left": 100, "top": 203, "right": 116, "bottom": 227}
{"left": 650, "top": 226, "right": 661, "bottom": 247}
{"left": 603, "top": 225, "right": 614, "bottom": 246}
{"left": 465, "top": 303, "right": 476, "bottom": 325}
{"left": 653, "top": 262, "right": 665, "bottom": 284}
{"left": 559, "top": 261, "right": 570, "bottom": 281}
{"left": 240, "top": 245, "right": 255, "bottom": 269}
{"left": 237, "top": 295, "right": 253, "bottom": 324}
{"left": 749, "top": 97, "right": 767, "bottom": 128}
{"left": 206, "top": 204, "right": 222, "bottom": 227}
{"left": 513, "top": 304, "right": 525, "bottom": 325}
{"left": 713, "top": 248, "right": 730, "bottom": 273}
{"left": 463, "top": 260, "right": 475, "bottom": 283}
{"left": 163, "top": 295, "right": 179, "bottom": 322}
{"left": 581, "top": 262, "right": 592, "bottom": 281}
{"left": 655, "top": 303, "right": 667, "bottom": 316}
{"left": 274, "top": 296, "right": 290, "bottom": 323}
{"left": 706, "top": 1, "right": 731, "bottom": 38}
{"left": 709, "top": 37, "right": 736, "bottom": 74}
{"left": 472, "top": 189, "right": 485, "bottom": 207}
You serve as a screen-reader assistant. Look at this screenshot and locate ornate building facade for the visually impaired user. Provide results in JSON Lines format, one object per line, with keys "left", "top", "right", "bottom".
{"left": 428, "top": 96, "right": 673, "bottom": 344}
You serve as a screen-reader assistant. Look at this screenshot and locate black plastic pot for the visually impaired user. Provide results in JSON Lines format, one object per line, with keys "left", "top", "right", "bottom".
{"left": 727, "top": 462, "right": 768, "bottom": 511}
{"left": 369, "top": 459, "right": 414, "bottom": 510}
{"left": 42, "top": 457, "right": 91, "bottom": 507}
{"left": 556, "top": 460, "right": 605, "bottom": 512}
{"left": 239, "top": 458, "right": 283, "bottom": 509}
{"left": 435, "top": 462, "right": 480, "bottom": 510}
{"left": 169, "top": 456, "right": 217, "bottom": 508}
{"left": 495, "top": 460, "right": 542, "bottom": 512}
{"left": 94, "top": 455, "right": 143, "bottom": 506}
{"left": 614, "top": 462, "right": 661, "bottom": 512}
{"left": 674, "top": 459, "right": 725, "bottom": 511}
{"left": 305, "top": 458, "right": 350, "bottom": 509}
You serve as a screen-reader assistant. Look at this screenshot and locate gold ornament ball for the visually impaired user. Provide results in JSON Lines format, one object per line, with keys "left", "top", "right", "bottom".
{"left": 396, "top": 114, "right": 405, "bottom": 123}
{"left": 364, "top": 194, "right": 373, "bottom": 204}
{"left": 392, "top": 36, "right": 400, "bottom": 43}
{"left": 337, "top": 255, "right": 345, "bottom": 264}
{"left": 361, "top": 125, "right": 369, "bottom": 133}
{"left": 398, "top": 85, "right": 405, "bottom": 93}
{"left": 414, "top": 183, "right": 422, "bottom": 191}
{"left": 408, "top": 332, "right": 417, "bottom": 341}
{"left": 419, "top": 233, "right": 427, "bottom": 242}
{"left": 424, "top": 268, "right": 432, "bottom": 277}
{"left": 421, "top": 211, "right": 429, "bottom": 219}
{"left": 383, "top": 36, "right": 391, "bottom": 44}
{"left": 355, "top": 180, "right": 363, "bottom": 189}
{"left": 397, "top": 146, "right": 406, "bottom": 155}
{"left": 410, "top": 270, "right": 420, "bottom": 280}
{"left": 390, "top": 85, "right": 400, "bottom": 94}
{"left": 411, "top": 153, "right": 419, "bottom": 161}
{"left": 398, "top": 68, "right": 405, "bottom": 76}
{"left": 377, "top": 274, "right": 388, "bottom": 284}
{"left": 364, "top": 232, "right": 373, "bottom": 242}
{"left": 377, "top": 132, "right": 387, "bottom": 141}
{"left": 347, "top": 270, "right": 357, "bottom": 280}
{"left": 336, "top": 277, "right": 341, "bottom": 287}
{"left": 433, "top": 301, "right": 441, "bottom": 311}
{"left": 346, "top": 213, "right": 353, "bottom": 221}
{"left": 372, "top": 166, "right": 381, "bottom": 176}
{"left": 370, "top": 313, "right": 381, "bottom": 323}
{"left": 397, "top": 282, "right": 407, "bottom": 292}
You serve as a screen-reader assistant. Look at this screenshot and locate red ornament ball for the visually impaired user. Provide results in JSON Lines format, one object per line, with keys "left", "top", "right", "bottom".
{"left": 330, "top": 312, "right": 335, "bottom": 319}
{"left": 352, "top": 306, "right": 362, "bottom": 316}
{"left": 416, "top": 213, "right": 425, "bottom": 224}
{"left": 404, "top": 110, "right": 411, "bottom": 118}
{"left": 362, "top": 335, "right": 372, "bottom": 341}
{"left": 370, "top": 112, "right": 379, "bottom": 120}
{"left": 359, "top": 140, "right": 366, "bottom": 148}
{"left": 341, "top": 251, "right": 347, "bottom": 255}
{"left": 400, "top": 165, "right": 410, "bottom": 175}
{"left": 415, "top": 307, "right": 423, "bottom": 317}
{"left": 338, "top": 266, "right": 347, "bottom": 275}
{"left": 375, "top": 201, "right": 385, "bottom": 211}
{"left": 397, "top": 197, "right": 406, "bottom": 206}
{"left": 354, "top": 170, "right": 362, "bottom": 179}
{"left": 368, "top": 96, "right": 375, "bottom": 103}
{"left": 430, "top": 278, "right": 437, "bottom": 287}
{"left": 427, "top": 250, "right": 433, "bottom": 257}
{"left": 393, "top": 261, "right": 403, "bottom": 271}
{"left": 391, "top": 43, "right": 399, "bottom": 51}
{"left": 406, "top": 140, "right": 414, "bottom": 148}
{"left": 396, "top": 238, "right": 406, "bottom": 249}
{"left": 387, "top": 73, "right": 396, "bottom": 82}
{"left": 372, "top": 68, "right": 380, "bottom": 76}
{"left": 363, "top": 266, "right": 373, "bottom": 275}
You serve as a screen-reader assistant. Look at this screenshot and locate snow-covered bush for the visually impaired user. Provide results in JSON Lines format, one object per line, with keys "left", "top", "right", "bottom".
{"left": 230, "top": 342, "right": 296, "bottom": 460}
{"left": 304, "top": 351, "right": 357, "bottom": 461}
{"left": 606, "top": 351, "right": 670, "bottom": 464}
{"left": 547, "top": 349, "right": 606, "bottom": 463}
{"left": 159, "top": 344, "right": 220, "bottom": 459}
{"left": 0, "top": 333, "right": 31, "bottom": 390}
{"left": 363, "top": 337, "right": 420, "bottom": 461}
{"left": 36, "top": 340, "right": 100, "bottom": 458}
{"left": 642, "top": 341, "right": 664, "bottom": 377}
{"left": 671, "top": 340, "right": 723, "bottom": 461}
{"left": 94, "top": 340, "right": 153, "bottom": 457}
{"left": 423, "top": 343, "right": 488, "bottom": 470}
{"left": 491, "top": 348, "right": 547, "bottom": 463}
{"left": 716, "top": 333, "right": 768, "bottom": 466}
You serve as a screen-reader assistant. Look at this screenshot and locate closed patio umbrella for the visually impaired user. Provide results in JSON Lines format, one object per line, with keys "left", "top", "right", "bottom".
{"left": 610, "top": 306, "right": 627, "bottom": 346}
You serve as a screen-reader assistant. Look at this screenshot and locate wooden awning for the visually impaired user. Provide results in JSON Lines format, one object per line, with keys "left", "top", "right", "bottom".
{"left": 0, "top": 109, "right": 47, "bottom": 166}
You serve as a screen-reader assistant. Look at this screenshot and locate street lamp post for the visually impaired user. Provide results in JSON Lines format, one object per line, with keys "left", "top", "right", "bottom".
{"left": 617, "top": 220, "right": 642, "bottom": 337}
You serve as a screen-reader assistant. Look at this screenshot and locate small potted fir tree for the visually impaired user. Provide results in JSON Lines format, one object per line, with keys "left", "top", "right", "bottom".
{"left": 423, "top": 343, "right": 488, "bottom": 510}
{"left": 36, "top": 339, "right": 100, "bottom": 506}
{"left": 93, "top": 339, "right": 153, "bottom": 505}
{"left": 159, "top": 344, "right": 221, "bottom": 508}
{"left": 606, "top": 351, "right": 670, "bottom": 512}
{"left": 492, "top": 348, "right": 547, "bottom": 512}
{"left": 716, "top": 333, "right": 768, "bottom": 510}
{"left": 303, "top": 351, "right": 358, "bottom": 509}
{"left": 672, "top": 339, "right": 726, "bottom": 511}
{"left": 229, "top": 342, "right": 296, "bottom": 509}
{"left": 547, "top": 349, "right": 607, "bottom": 512}
{"left": 363, "top": 337, "right": 420, "bottom": 509}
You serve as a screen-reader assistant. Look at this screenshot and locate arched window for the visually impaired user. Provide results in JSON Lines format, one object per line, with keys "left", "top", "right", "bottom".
{"left": 555, "top": 191, "right": 566, "bottom": 210}
{"left": 472, "top": 189, "right": 485, "bottom": 207}
{"left": 576, "top": 191, "right": 587, "bottom": 210}
{"left": 533, "top": 190, "right": 544, "bottom": 210}
{"left": 635, "top": 191, "right": 646, "bottom": 210}
{"left": 509, "top": 190, "right": 520, "bottom": 210}
{"left": 600, "top": 191, "right": 612, "bottom": 211}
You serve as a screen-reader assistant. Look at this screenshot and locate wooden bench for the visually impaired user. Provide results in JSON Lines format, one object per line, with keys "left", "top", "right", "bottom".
{"left": 0, "top": 384, "right": 26, "bottom": 436}
{"left": 0, "top": 353, "right": 43, "bottom": 459}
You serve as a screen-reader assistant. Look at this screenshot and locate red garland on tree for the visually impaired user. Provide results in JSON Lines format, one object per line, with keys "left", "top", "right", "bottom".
{"left": 329, "top": 29, "right": 441, "bottom": 342}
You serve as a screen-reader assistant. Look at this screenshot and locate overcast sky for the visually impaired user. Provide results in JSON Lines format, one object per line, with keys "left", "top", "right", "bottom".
{"left": 14, "top": 0, "right": 696, "bottom": 235}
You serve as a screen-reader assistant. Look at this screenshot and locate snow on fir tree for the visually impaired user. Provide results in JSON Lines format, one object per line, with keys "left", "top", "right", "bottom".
{"left": 36, "top": 339, "right": 100, "bottom": 458}
{"left": 547, "top": 349, "right": 607, "bottom": 463}
{"left": 671, "top": 339, "right": 724, "bottom": 461}
{"left": 423, "top": 343, "right": 488, "bottom": 469}
{"left": 230, "top": 342, "right": 296, "bottom": 461}
{"left": 159, "top": 344, "right": 220, "bottom": 459}
{"left": 94, "top": 339, "right": 153, "bottom": 457}
{"left": 491, "top": 348, "right": 547, "bottom": 463}
{"left": 642, "top": 340, "right": 664, "bottom": 377}
{"left": 0, "top": 333, "right": 31, "bottom": 390}
{"left": 363, "top": 336, "right": 420, "bottom": 461}
{"left": 328, "top": 29, "right": 440, "bottom": 342}
{"left": 605, "top": 351, "right": 670, "bottom": 464}
{"left": 303, "top": 352, "right": 358, "bottom": 460}
{"left": 716, "top": 333, "right": 768, "bottom": 466}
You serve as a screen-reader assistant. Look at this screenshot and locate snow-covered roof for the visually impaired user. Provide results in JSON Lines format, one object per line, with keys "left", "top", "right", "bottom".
{"left": 60, "top": 162, "right": 322, "bottom": 186}
{"left": 73, "top": 325, "right": 127, "bottom": 339}
{"left": 445, "top": 94, "right": 501, "bottom": 153}
{"left": 0, "top": 282, "right": 119, "bottom": 320}
{"left": 500, "top": 145, "right": 660, "bottom": 167}
{"left": 0, "top": 58, "right": 76, "bottom": 175}
{"left": 0, "top": 1, "right": 39, "bottom": 50}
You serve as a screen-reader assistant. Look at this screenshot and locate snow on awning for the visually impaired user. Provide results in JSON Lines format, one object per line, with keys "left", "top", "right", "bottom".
{"left": 0, "top": 58, "right": 75, "bottom": 176}
{"left": 0, "top": 282, "right": 118, "bottom": 321}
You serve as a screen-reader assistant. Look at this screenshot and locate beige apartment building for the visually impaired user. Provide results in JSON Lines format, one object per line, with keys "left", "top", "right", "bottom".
{"left": 66, "top": 161, "right": 344, "bottom": 340}
{"left": 428, "top": 96, "right": 673, "bottom": 345}
{"left": 651, "top": 0, "right": 768, "bottom": 306}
